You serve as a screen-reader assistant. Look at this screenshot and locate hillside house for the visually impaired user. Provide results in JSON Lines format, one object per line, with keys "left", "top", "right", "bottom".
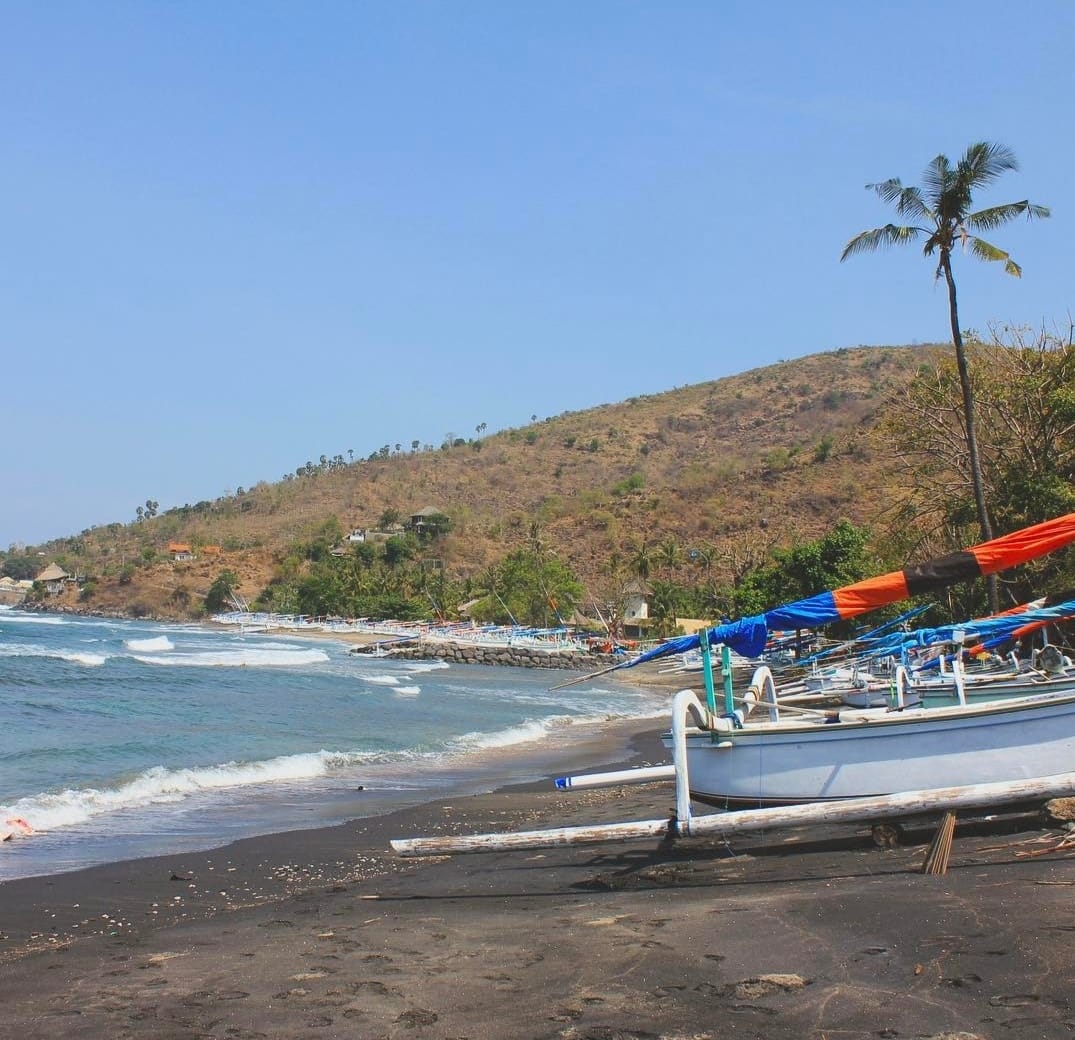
{"left": 35, "top": 563, "right": 70, "bottom": 595}
{"left": 168, "top": 542, "right": 194, "bottom": 562}
{"left": 0, "top": 576, "right": 25, "bottom": 604}
{"left": 408, "top": 506, "right": 450, "bottom": 536}
{"left": 621, "top": 580, "right": 652, "bottom": 638}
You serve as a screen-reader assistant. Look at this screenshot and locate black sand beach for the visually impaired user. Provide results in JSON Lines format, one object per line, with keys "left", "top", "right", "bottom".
{"left": 2, "top": 725, "right": 1074, "bottom": 1040}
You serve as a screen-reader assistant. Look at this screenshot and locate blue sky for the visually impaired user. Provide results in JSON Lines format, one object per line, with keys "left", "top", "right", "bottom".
{"left": 3, "top": 2, "right": 1071, "bottom": 548}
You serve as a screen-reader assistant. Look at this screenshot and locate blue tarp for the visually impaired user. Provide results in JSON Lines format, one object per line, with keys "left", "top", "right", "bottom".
{"left": 628, "top": 614, "right": 770, "bottom": 667}
{"left": 859, "top": 598, "right": 1075, "bottom": 661}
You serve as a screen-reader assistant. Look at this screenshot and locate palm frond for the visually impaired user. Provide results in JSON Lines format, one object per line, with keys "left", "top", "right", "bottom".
{"left": 868, "top": 179, "right": 931, "bottom": 220}
{"left": 897, "top": 186, "right": 929, "bottom": 220}
{"left": 922, "top": 154, "right": 953, "bottom": 205}
{"left": 965, "top": 201, "right": 1042, "bottom": 232}
{"left": 958, "top": 141, "right": 1018, "bottom": 189}
{"left": 840, "top": 224, "right": 923, "bottom": 261}
{"left": 867, "top": 178, "right": 904, "bottom": 205}
{"left": 967, "top": 235, "right": 1021, "bottom": 276}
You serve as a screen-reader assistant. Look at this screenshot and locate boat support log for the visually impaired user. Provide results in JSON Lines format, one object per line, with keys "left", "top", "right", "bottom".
{"left": 390, "top": 770, "right": 1075, "bottom": 857}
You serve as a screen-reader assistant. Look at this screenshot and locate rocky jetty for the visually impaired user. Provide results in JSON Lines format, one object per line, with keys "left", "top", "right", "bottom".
{"left": 372, "top": 641, "right": 622, "bottom": 671}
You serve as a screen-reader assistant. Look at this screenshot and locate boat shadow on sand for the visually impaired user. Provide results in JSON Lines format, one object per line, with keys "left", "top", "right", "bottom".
{"left": 566, "top": 807, "right": 1065, "bottom": 891}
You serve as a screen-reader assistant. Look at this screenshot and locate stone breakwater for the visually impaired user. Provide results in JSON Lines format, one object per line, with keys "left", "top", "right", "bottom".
{"left": 372, "top": 642, "right": 622, "bottom": 671}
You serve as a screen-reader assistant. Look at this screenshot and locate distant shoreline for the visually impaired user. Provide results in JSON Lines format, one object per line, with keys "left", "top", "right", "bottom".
{"left": 14, "top": 601, "right": 698, "bottom": 690}
{"left": 268, "top": 619, "right": 696, "bottom": 690}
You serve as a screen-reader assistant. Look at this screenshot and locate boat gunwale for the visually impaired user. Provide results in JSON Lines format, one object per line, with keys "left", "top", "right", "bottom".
{"left": 659, "top": 685, "right": 1075, "bottom": 743}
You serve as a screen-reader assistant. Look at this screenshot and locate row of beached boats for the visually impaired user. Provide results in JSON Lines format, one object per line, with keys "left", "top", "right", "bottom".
{"left": 211, "top": 611, "right": 593, "bottom": 652}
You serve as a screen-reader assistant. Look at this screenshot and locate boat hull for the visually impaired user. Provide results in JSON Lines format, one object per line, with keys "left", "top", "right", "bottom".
{"left": 661, "top": 691, "right": 1075, "bottom": 805}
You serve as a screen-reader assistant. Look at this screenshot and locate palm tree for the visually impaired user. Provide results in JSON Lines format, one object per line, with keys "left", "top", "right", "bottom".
{"left": 656, "top": 537, "right": 682, "bottom": 579}
{"left": 629, "top": 539, "right": 653, "bottom": 582}
{"left": 603, "top": 550, "right": 624, "bottom": 580}
{"left": 647, "top": 579, "right": 681, "bottom": 638}
{"left": 691, "top": 543, "right": 716, "bottom": 577}
{"left": 841, "top": 142, "right": 1049, "bottom": 582}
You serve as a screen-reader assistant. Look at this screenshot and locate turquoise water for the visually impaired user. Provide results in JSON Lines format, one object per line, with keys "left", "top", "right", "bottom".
{"left": 0, "top": 607, "right": 662, "bottom": 880}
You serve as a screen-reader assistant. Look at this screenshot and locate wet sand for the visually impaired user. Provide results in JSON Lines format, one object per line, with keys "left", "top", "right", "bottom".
{"left": 2, "top": 725, "right": 1074, "bottom": 1039}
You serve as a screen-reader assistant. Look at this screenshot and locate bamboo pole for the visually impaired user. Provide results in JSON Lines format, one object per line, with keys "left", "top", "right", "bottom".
{"left": 548, "top": 661, "right": 629, "bottom": 690}
{"left": 921, "top": 810, "right": 958, "bottom": 874}
{"left": 390, "top": 771, "right": 1075, "bottom": 857}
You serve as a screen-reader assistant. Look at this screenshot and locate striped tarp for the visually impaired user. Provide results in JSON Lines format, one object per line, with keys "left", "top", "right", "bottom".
{"left": 629, "top": 513, "right": 1075, "bottom": 665}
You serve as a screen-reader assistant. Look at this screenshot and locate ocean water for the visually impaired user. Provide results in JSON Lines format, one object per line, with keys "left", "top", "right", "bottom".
{"left": 0, "top": 607, "right": 664, "bottom": 881}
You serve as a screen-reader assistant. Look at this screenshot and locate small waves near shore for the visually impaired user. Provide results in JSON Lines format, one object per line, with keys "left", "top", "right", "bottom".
{"left": 0, "top": 606, "right": 664, "bottom": 880}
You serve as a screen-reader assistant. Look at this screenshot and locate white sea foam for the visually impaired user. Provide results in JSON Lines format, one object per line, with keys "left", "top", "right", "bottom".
{"left": 124, "top": 635, "right": 175, "bottom": 652}
{"left": 0, "top": 643, "right": 107, "bottom": 666}
{"left": 403, "top": 660, "right": 450, "bottom": 673}
{"left": 0, "top": 749, "right": 372, "bottom": 833}
{"left": 394, "top": 685, "right": 421, "bottom": 697}
{"left": 240, "top": 640, "right": 315, "bottom": 651}
{"left": 59, "top": 651, "right": 108, "bottom": 667}
{"left": 449, "top": 703, "right": 664, "bottom": 754}
{"left": 130, "top": 647, "right": 330, "bottom": 668}
{"left": 363, "top": 674, "right": 400, "bottom": 686}
{"left": 452, "top": 717, "right": 568, "bottom": 750}
{"left": 0, "top": 612, "right": 67, "bottom": 625}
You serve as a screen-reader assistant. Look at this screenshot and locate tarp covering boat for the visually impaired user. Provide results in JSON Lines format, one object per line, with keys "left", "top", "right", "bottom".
{"left": 628, "top": 512, "right": 1075, "bottom": 666}
{"left": 858, "top": 597, "right": 1075, "bottom": 660}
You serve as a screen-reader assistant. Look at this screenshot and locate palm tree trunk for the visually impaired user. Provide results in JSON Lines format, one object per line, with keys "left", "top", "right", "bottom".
{"left": 941, "top": 252, "right": 998, "bottom": 612}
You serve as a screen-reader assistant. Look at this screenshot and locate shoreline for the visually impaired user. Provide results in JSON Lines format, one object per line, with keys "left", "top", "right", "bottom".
{"left": 10, "top": 612, "right": 1072, "bottom": 1036}
{"left": 2, "top": 610, "right": 688, "bottom": 886}
{"left": 3, "top": 725, "right": 1075, "bottom": 1039}
{"left": 0, "top": 719, "right": 668, "bottom": 956}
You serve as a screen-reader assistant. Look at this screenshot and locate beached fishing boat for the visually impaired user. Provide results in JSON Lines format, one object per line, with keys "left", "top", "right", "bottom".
{"left": 627, "top": 513, "right": 1075, "bottom": 805}
{"left": 833, "top": 651, "right": 1075, "bottom": 709}
{"left": 809, "top": 597, "right": 1075, "bottom": 708}
{"left": 663, "top": 675, "right": 1075, "bottom": 805}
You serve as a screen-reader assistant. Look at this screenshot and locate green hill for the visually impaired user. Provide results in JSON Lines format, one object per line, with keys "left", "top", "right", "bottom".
{"left": 14, "top": 344, "right": 935, "bottom": 621}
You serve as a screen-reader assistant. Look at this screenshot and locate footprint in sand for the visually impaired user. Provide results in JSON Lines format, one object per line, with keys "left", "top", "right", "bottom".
{"left": 396, "top": 1008, "right": 438, "bottom": 1026}
{"left": 989, "top": 993, "right": 1042, "bottom": 1007}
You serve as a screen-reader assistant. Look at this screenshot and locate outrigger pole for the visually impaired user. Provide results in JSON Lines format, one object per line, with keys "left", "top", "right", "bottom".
{"left": 391, "top": 770, "right": 1075, "bottom": 857}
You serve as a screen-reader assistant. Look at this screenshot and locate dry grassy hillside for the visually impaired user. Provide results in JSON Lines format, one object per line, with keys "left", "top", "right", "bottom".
{"left": 28, "top": 344, "right": 937, "bottom": 618}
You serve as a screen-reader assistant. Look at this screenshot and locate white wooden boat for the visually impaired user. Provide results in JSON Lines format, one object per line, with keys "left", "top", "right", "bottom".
{"left": 662, "top": 667, "right": 1075, "bottom": 806}
{"left": 812, "top": 652, "right": 1075, "bottom": 709}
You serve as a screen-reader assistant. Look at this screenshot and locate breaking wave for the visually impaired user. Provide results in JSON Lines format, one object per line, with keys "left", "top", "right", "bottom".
{"left": 130, "top": 647, "right": 330, "bottom": 668}
{"left": 0, "top": 749, "right": 373, "bottom": 833}
{"left": 0, "top": 643, "right": 107, "bottom": 666}
{"left": 124, "top": 635, "right": 175, "bottom": 652}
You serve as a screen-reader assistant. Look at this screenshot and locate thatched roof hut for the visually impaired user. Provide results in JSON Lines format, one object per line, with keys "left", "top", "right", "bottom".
{"left": 36, "top": 563, "right": 69, "bottom": 582}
